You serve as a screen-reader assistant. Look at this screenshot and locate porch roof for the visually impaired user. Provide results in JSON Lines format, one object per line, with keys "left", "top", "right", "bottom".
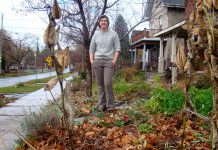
{"left": 131, "top": 37, "right": 160, "bottom": 48}
{"left": 153, "top": 20, "right": 187, "bottom": 38}
{"left": 163, "top": 0, "right": 185, "bottom": 8}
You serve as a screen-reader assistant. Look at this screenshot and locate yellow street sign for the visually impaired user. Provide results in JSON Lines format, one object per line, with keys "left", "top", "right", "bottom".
{"left": 46, "top": 56, "right": 52, "bottom": 63}
{"left": 48, "top": 62, "right": 52, "bottom": 67}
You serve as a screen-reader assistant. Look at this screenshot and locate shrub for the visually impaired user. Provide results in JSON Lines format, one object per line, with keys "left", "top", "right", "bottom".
{"left": 115, "top": 68, "right": 138, "bottom": 82}
{"left": 114, "top": 81, "right": 151, "bottom": 101}
{"left": 189, "top": 86, "right": 212, "bottom": 116}
{"left": 144, "top": 85, "right": 212, "bottom": 116}
{"left": 21, "top": 102, "right": 62, "bottom": 137}
{"left": 192, "top": 74, "right": 211, "bottom": 89}
{"left": 15, "top": 82, "right": 24, "bottom": 87}
{"left": 79, "top": 70, "right": 87, "bottom": 80}
{"left": 145, "top": 87, "right": 185, "bottom": 115}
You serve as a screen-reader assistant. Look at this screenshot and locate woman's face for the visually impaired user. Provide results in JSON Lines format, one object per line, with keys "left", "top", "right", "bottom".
{"left": 99, "top": 17, "right": 108, "bottom": 29}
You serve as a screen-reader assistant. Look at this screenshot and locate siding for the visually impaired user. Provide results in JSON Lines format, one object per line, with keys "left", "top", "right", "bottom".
{"left": 167, "top": 7, "right": 185, "bottom": 26}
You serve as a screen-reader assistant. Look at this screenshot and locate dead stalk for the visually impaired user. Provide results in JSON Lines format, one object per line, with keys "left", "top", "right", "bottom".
{"left": 14, "top": 130, "right": 36, "bottom": 150}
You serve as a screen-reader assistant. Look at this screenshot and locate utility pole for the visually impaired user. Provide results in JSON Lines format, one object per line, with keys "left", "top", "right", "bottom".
{"left": 0, "top": 14, "right": 3, "bottom": 74}
{"left": 35, "top": 38, "right": 38, "bottom": 80}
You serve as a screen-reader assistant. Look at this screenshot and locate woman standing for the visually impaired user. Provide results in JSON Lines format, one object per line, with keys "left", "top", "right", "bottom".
{"left": 89, "top": 15, "right": 121, "bottom": 111}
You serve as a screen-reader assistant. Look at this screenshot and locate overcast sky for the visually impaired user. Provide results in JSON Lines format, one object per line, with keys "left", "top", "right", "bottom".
{"left": 0, "top": 0, "right": 149, "bottom": 48}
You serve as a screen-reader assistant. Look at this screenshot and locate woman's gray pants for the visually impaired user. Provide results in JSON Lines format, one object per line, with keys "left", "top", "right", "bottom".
{"left": 93, "top": 59, "right": 115, "bottom": 108}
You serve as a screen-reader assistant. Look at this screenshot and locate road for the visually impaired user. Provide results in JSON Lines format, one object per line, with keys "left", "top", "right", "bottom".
{"left": 0, "top": 69, "right": 70, "bottom": 88}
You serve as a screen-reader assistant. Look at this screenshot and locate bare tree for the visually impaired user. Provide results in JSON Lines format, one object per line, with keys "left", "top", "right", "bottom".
{"left": 22, "top": 0, "right": 156, "bottom": 96}
{"left": 6, "top": 35, "right": 33, "bottom": 73}
{"left": 1, "top": 30, "right": 14, "bottom": 73}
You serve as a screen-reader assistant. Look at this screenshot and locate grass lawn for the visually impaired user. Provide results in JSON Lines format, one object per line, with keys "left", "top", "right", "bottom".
{"left": 0, "top": 73, "right": 71, "bottom": 93}
{"left": 0, "top": 70, "right": 55, "bottom": 78}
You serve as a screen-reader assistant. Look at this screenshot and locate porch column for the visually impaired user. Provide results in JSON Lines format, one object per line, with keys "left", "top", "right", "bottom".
{"left": 158, "top": 37, "right": 164, "bottom": 73}
{"left": 142, "top": 44, "right": 147, "bottom": 70}
{"left": 171, "top": 33, "right": 177, "bottom": 85}
{"left": 134, "top": 48, "right": 137, "bottom": 64}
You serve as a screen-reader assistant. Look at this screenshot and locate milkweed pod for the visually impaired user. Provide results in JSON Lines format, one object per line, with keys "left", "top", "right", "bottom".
{"left": 176, "top": 42, "right": 186, "bottom": 73}
{"left": 197, "top": 0, "right": 203, "bottom": 6}
{"left": 63, "top": 46, "right": 70, "bottom": 67}
{"left": 44, "top": 78, "right": 58, "bottom": 91}
{"left": 43, "top": 23, "right": 56, "bottom": 47}
{"left": 204, "top": 0, "right": 213, "bottom": 9}
{"left": 55, "top": 26, "right": 60, "bottom": 44}
{"left": 184, "top": 60, "right": 191, "bottom": 72}
{"left": 213, "top": 0, "right": 218, "bottom": 9}
{"left": 56, "top": 49, "right": 64, "bottom": 68}
{"left": 52, "top": 0, "right": 62, "bottom": 19}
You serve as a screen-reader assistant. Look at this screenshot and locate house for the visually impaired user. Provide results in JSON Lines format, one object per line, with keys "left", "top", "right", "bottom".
{"left": 130, "top": 28, "right": 160, "bottom": 73}
{"left": 130, "top": 0, "right": 187, "bottom": 79}
{"left": 152, "top": 0, "right": 195, "bottom": 84}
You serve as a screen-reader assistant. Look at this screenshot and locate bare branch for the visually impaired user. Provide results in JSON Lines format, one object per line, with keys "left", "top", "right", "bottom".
{"left": 107, "top": 0, "right": 120, "bottom": 9}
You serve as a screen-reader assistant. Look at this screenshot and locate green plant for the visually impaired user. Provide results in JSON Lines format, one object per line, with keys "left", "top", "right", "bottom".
{"left": 189, "top": 86, "right": 212, "bottom": 116}
{"left": 127, "top": 109, "right": 149, "bottom": 124}
{"left": 153, "top": 74, "right": 161, "bottom": 84}
{"left": 145, "top": 87, "right": 185, "bottom": 115}
{"left": 113, "top": 120, "right": 125, "bottom": 127}
{"left": 80, "top": 70, "right": 87, "bottom": 80}
{"left": 0, "top": 100, "right": 4, "bottom": 107}
{"left": 138, "top": 123, "right": 153, "bottom": 133}
{"left": 15, "top": 82, "right": 24, "bottom": 87}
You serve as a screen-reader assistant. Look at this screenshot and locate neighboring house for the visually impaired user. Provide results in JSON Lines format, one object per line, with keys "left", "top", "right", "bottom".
{"left": 130, "top": 28, "right": 160, "bottom": 73}
{"left": 152, "top": 0, "right": 195, "bottom": 84}
{"left": 130, "top": 0, "right": 186, "bottom": 77}
{"left": 149, "top": 0, "right": 185, "bottom": 36}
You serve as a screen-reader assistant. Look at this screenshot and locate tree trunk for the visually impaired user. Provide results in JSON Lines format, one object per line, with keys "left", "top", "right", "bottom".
{"left": 210, "top": 55, "right": 218, "bottom": 149}
{"left": 85, "top": 46, "right": 92, "bottom": 97}
{"left": 17, "top": 63, "right": 21, "bottom": 74}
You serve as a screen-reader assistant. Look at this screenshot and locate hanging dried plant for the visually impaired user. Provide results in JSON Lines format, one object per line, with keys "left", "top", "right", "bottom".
{"left": 196, "top": 6, "right": 206, "bottom": 29}
{"left": 204, "top": 0, "right": 213, "bottom": 9}
{"left": 43, "top": 22, "right": 56, "bottom": 47}
{"left": 43, "top": 23, "right": 60, "bottom": 52}
{"left": 63, "top": 46, "right": 70, "bottom": 68}
{"left": 176, "top": 42, "right": 186, "bottom": 73}
{"left": 197, "top": 0, "right": 203, "bottom": 7}
{"left": 55, "top": 45, "right": 70, "bottom": 72}
{"left": 52, "top": 0, "right": 62, "bottom": 19}
{"left": 213, "top": 0, "right": 218, "bottom": 9}
{"left": 44, "top": 78, "right": 58, "bottom": 91}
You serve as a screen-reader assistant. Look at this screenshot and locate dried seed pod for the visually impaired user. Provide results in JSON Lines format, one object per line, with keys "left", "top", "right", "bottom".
{"left": 177, "top": 42, "right": 186, "bottom": 73}
{"left": 204, "top": 0, "right": 213, "bottom": 9}
{"left": 197, "top": 0, "right": 203, "bottom": 6}
{"left": 63, "top": 46, "right": 70, "bottom": 68}
{"left": 213, "top": 0, "right": 218, "bottom": 9}
{"left": 52, "top": 0, "right": 62, "bottom": 19}
{"left": 44, "top": 78, "right": 58, "bottom": 91}
{"left": 43, "top": 22, "right": 56, "bottom": 47}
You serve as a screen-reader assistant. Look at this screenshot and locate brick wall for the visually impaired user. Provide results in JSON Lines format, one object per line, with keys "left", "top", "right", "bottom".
{"left": 185, "top": 0, "right": 195, "bottom": 19}
{"left": 131, "top": 28, "right": 150, "bottom": 43}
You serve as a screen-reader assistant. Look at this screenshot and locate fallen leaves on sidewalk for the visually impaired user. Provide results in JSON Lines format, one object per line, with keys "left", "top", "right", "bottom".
{"left": 0, "top": 94, "right": 16, "bottom": 107}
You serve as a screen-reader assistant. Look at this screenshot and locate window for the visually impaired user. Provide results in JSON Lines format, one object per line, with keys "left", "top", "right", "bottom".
{"left": 159, "top": 15, "right": 163, "bottom": 30}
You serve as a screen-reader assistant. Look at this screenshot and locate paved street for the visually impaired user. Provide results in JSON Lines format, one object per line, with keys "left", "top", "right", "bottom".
{"left": 0, "top": 68, "right": 69, "bottom": 88}
{"left": 0, "top": 76, "right": 72, "bottom": 150}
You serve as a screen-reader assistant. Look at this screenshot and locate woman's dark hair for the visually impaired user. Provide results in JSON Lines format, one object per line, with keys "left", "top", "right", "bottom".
{"left": 98, "top": 15, "right": 110, "bottom": 28}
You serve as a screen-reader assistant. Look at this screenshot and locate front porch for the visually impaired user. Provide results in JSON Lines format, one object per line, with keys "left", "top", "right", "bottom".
{"left": 153, "top": 20, "right": 188, "bottom": 84}
{"left": 130, "top": 38, "right": 160, "bottom": 74}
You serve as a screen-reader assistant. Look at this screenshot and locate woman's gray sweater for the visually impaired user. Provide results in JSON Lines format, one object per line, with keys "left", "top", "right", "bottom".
{"left": 89, "top": 29, "right": 121, "bottom": 60}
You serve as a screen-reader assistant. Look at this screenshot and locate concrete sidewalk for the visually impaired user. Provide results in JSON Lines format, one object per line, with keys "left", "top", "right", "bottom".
{"left": 0, "top": 68, "right": 70, "bottom": 88}
{"left": 0, "top": 77, "right": 72, "bottom": 150}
